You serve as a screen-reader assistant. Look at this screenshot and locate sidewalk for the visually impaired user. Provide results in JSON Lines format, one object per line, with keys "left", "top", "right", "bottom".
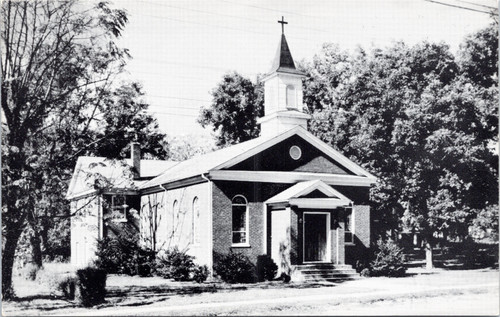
{"left": 56, "top": 279, "right": 498, "bottom": 316}
{"left": 4, "top": 268, "right": 498, "bottom": 316}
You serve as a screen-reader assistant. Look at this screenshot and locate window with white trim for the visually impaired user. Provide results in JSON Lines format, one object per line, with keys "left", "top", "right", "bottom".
{"left": 192, "top": 197, "right": 200, "bottom": 244}
{"left": 232, "top": 195, "right": 248, "bottom": 245}
{"left": 111, "top": 194, "right": 128, "bottom": 221}
{"left": 345, "top": 207, "right": 354, "bottom": 244}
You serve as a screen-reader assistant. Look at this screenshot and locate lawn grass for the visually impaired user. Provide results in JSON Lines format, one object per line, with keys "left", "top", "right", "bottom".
{"left": 2, "top": 267, "right": 498, "bottom": 316}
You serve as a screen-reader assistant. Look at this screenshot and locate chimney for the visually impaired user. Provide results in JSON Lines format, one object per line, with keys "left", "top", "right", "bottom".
{"left": 131, "top": 142, "right": 141, "bottom": 179}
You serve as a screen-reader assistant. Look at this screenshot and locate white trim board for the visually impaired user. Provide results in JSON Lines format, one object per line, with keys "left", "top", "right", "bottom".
{"left": 208, "top": 170, "right": 376, "bottom": 187}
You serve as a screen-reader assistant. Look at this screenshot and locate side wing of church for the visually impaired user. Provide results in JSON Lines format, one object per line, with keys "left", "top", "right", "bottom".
{"left": 68, "top": 26, "right": 377, "bottom": 281}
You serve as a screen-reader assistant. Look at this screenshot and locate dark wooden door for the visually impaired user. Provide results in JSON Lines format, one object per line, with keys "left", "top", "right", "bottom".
{"left": 303, "top": 213, "right": 328, "bottom": 262}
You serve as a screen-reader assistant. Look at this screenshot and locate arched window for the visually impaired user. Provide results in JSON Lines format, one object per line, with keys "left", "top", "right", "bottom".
{"left": 232, "top": 195, "right": 248, "bottom": 245}
{"left": 192, "top": 197, "right": 199, "bottom": 244}
{"left": 286, "top": 85, "right": 296, "bottom": 109}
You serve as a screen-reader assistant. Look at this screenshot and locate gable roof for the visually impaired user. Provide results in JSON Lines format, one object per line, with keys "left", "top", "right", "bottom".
{"left": 141, "top": 126, "right": 377, "bottom": 190}
{"left": 266, "top": 180, "right": 353, "bottom": 209}
{"left": 66, "top": 156, "right": 177, "bottom": 200}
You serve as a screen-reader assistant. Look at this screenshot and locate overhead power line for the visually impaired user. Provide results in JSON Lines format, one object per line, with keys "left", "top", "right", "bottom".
{"left": 217, "top": 0, "right": 320, "bottom": 19}
{"left": 136, "top": 0, "right": 329, "bottom": 33}
{"left": 130, "top": 12, "right": 314, "bottom": 42}
{"left": 148, "top": 104, "right": 204, "bottom": 111}
{"left": 452, "top": 0, "right": 497, "bottom": 10}
{"left": 423, "top": 0, "right": 494, "bottom": 14}
{"left": 130, "top": 70, "right": 211, "bottom": 82}
{"left": 146, "top": 95, "right": 211, "bottom": 103}
{"left": 150, "top": 111, "right": 200, "bottom": 118}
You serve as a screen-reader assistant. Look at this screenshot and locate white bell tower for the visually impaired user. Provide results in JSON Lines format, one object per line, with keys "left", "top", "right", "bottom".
{"left": 257, "top": 17, "right": 311, "bottom": 137}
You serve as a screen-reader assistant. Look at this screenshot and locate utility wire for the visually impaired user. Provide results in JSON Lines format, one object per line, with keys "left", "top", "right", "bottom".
{"left": 452, "top": 0, "right": 497, "bottom": 10}
{"left": 130, "top": 70, "right": 211, "bottom": 82}
{"left": 217, "top": 0, "right": 320, "bottom": 19}
{"left": 146, "top": 95, "right": 211, "bottom": 103}
{"left": 148, "top": 104, "right": 205, "bottom": 110}
{"left": 130, "top": 57, "right": 251, "bottom": 73}
{"left": 131, "top": 12, "right": 314, "bottom": 42}
{"left": 423, "top": 0, "right": 493, "bottom": 14}
{"left": 136, "top": 0, "right": 329, "bottom": 33}
{"left": 150, "top": 111, "right": 200, "bottom": 118}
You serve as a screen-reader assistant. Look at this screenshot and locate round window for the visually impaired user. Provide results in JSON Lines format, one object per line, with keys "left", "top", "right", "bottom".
{"left": 289, "top": 145, "right": 302, "bottom": 160}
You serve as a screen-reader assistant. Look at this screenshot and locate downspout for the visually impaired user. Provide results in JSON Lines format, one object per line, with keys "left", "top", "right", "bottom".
{"left": 200, "top": 173, "right": 213, "bottom": 275}
{"left": 159, "top": 184, "right": 168, "bottom": 250}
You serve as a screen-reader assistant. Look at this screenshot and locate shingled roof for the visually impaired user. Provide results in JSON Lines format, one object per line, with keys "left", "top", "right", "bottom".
{"left": 268, "top": 34, "right": 305, "bottom": 76}
{"left": 66, "top": 157, "right": 177, "bottom": 200}
{"left": 140, "top": 126, "right": 377, "bottom": 190}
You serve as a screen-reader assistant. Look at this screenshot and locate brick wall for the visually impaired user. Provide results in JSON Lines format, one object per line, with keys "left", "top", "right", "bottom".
{"left": 345, "top": 205, "right": 371, "bottom": 267}
{"left": 212, "top": 181, "right": 265, "bottom": 264}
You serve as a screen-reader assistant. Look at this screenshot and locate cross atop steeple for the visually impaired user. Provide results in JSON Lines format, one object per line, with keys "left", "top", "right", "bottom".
{"left": 277, "top": 16, "right": 287, "bottom": 34}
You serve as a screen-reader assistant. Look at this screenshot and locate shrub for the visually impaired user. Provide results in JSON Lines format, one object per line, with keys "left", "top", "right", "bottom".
{"left": 369, "top": 239, "right": 406, "bottom": 277}
{"left": 191, "top": 265, "right": 209, "bottom": 283}
{"left": 257, "top": 255, "right": 278, "bottom": 281}
{"left": 155, "top": 248, "right": 208, "bottom": 283}
{"left": 76, "top": 267, "right": 107, "bottom": 307}
{"left": 95, "top": 235, "right": 156, "bottom": 276}
{"left": 360, "top": 268, "right": 371, "bottom": 277}
{"left": 213, "top": 251, "right": 255, "bottom": 283}
{"left": 155, "top": 248, "right": 193, "bottom": 281}
{"left": 133, "top": 248, "right": 157, "bottom": 277}
{"left": 279, "top": 272, "right": 291, "bottom": 283}
{"left": 58, "top": 275, "right": 77, "bottom": 300}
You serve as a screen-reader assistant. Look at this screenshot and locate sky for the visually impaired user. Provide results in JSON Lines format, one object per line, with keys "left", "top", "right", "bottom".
{"left": 114, "top": 0, "right": 496, "bottom": 138}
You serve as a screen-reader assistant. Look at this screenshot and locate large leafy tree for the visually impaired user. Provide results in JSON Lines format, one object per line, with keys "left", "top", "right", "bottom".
{"left": 305, "top": 26, "right": 497, "bottom": 268}
{"left": 198, "top": 72, "right": 264, "bottom": 147}
{"left": 1, "top": 0, "right": 168, "bottom": 299}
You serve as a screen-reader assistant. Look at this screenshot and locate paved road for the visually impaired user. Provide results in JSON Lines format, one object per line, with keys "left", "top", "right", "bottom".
{"left": 56, "top": 282, "right": 498, "bottom": 316}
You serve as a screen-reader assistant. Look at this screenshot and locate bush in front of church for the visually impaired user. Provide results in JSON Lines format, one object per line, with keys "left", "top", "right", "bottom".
{"left": 76, "top": 266, "right": 107, "bottom": 307}
{"left": 257, "top": 254, "right": 278, "bottom": 281}
{"left": 213, "top": 251, "right": 255, "bottom": 283}
{"left": 155, "top": 247, "right": 209, "bottom": 283}
{"left": 369, "top": 238, "right": 407, "bottom": 277}
{"left": 95, "top": 234, "right": 156, "bottom": 276}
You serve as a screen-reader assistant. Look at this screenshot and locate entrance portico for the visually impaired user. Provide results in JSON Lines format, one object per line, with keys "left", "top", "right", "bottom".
{"left": 265, "top": 180, "right": 353, "bottom": 276}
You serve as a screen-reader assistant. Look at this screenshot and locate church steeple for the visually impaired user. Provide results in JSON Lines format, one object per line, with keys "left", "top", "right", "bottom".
{"left": 257, "top": 17, "right": 311, "bottom": 137}
{"left": 268, "top": 33, "right": 304, "bottom": 76}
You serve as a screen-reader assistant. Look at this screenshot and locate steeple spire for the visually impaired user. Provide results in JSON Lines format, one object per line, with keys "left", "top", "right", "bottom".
{"left": 257, "top": 18, "right": 310, "bottom": 137}
{"left": 268, "top": 17, "right": 304, "bottom": 76}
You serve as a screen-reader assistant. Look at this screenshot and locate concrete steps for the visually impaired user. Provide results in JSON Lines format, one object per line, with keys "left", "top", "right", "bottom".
{"left": 293, "top": 263, "right": 359, "bottom": 282}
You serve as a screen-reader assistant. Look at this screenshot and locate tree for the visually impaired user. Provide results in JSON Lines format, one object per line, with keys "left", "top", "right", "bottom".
{"left": 1, "top": 0, "right": 168, "bottom": 299}
{"left": 198, "top": 72, "right": 264, "bottom": 147}
{"left": 305, "top": 30, "right": 497, "bottom": 269}
{"left": 458, "top": 23, "right": 498, "bottom": 88}
{"left": 167, "top": 134, "right": 216, "bottom": 161}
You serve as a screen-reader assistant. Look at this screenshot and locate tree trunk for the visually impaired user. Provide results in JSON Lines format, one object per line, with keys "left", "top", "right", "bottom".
{"left": 30, "top": 229, "right": 43, "bottom": 268}
{"left": 425, "top": 240, "right": 434, "bottom": 270}
{"left": 2, "top": 224, "right": 24, "bottom": 300}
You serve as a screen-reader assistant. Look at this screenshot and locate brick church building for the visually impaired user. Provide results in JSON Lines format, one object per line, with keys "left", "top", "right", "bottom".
{"left": 67, "top": 25, "right": 377, "bottom": 281}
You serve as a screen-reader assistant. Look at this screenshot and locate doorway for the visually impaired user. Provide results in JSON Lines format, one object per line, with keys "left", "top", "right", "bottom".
{"left": 303, "top": 212, "right": 330, "bottom": 262}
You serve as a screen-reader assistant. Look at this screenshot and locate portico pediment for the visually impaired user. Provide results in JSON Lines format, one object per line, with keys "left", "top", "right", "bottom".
{"left": 265, "top": 180, "right": 352, "bottom": 209}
